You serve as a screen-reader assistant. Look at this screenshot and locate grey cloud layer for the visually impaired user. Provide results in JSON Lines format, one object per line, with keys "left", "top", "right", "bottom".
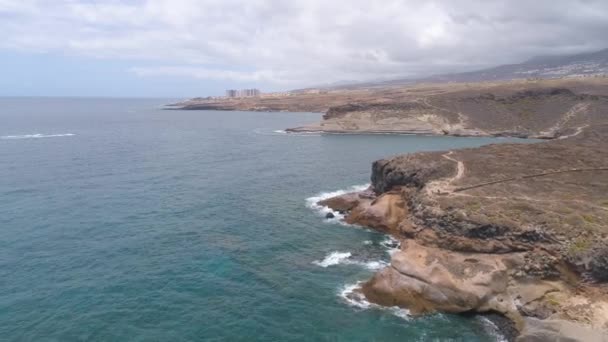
{"left": 1, "top": 0, "right": 607, "bottom": 87}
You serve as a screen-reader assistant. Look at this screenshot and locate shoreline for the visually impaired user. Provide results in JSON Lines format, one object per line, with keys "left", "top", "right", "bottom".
{"left": 313, "top": 125, "right": 608, "bottom": 341}
{"left": 166, "top": 78, "right": 608, "bottom": 143}
{"left": 309, "top": 185, "right": 516, "bottom": 340}
{"left": 286, "top": 126, "right": 556, "bottom": 139}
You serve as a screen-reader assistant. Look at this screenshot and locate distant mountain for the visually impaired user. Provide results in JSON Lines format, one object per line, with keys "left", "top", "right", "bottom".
{"left": 327, "top": 48, "right": 608, "bottom": 90}
{"left": 407, "top": 48, "right": 608, "bottom": 84}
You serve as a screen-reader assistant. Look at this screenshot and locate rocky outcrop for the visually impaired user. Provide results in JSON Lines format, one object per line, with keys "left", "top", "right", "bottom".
{"left": 288, "top": 80, "right": 608, "bottom": 138}
{"left": 362, "top": 240, "right": 521, "bottom": 316}
{"left": 319, "top": 124, "right": 608, "bottom": 340}
{"left": 169, "top": 79, "right": 608, "bottom": 139}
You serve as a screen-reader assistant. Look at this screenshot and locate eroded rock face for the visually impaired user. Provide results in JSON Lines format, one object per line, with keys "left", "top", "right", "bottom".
{"left": 320, "top": 190, "right": 408, "bottom": 235}
{"left": 318, "top": 191, "right": 363, "bottom": 212}
{"left": 362, "top": 240, "right": 521, "bottom": 316}
{"left": 345, "top": 192, "right": 408, "bottom": 234}
{"left": 315, "top": 124, "right": 608, "bottom": 339}
{"left": 371, "top": 152, "right": 455, "bottom": 193}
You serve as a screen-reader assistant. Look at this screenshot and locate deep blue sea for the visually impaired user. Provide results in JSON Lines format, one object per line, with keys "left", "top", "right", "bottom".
{"left": 0, "top": 98, "right": 521, "bottom": 341}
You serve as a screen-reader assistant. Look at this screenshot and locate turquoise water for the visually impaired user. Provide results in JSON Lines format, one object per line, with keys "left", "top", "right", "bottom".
{"left": 0, "top": 98, "right": 519, "bottom": 341}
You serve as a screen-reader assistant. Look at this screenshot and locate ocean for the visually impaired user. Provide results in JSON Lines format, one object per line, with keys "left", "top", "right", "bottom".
{"left": 0, "top": 98, "right": 521, "bottom": 341}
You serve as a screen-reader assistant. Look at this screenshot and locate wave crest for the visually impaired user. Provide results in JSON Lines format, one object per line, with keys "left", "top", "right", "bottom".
{"left": 313, "top": 251, "right": 388, "bottom": 270}
{"left": 340, "top": 282, "right": 410, "bottom": 319}
{"left": 313, "top": 251, "right": 352, "bottom": 267}
{"left": 1, "top": 133, "right": 75, "bottom": 140}
{"left": 306, "top": 184, "right": 369, "bottom": 223}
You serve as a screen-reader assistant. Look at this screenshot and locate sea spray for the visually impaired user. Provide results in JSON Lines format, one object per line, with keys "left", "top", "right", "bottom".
{"left": 305, "top": 184, "right": 370, "bottom": 224}
{"left": 313, "top": 250, "right": 389, "bottom": 271}
{"left": 313, "top": 251, "right": 352, "bottom": 267}
{"left": 339, "top": 282, "right": 411, "bottom": 320}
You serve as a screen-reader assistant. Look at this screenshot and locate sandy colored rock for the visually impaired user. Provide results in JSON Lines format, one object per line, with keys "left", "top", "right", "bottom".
{"left": 318, "top": 192, "right": 362, "bottom": 212}
{"left": 344, "top": 192, "right": 408, "bottom": 234}
{"left": 362, "top": 240, "right": 522, "bottom": 315}
{"left": 517, "top": 318, "right": 608, "bottom": 342}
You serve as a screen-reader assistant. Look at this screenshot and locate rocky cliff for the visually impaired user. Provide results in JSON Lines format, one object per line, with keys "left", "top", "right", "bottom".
{"left": 319, "top": 124, "right": 608, "bottom": 341}
{"left": 289, "top": 83, "right": 608, "bottom": 138}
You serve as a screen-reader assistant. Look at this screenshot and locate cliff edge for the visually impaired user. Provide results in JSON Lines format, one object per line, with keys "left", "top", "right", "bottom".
{"left": 319, "top": 124, "right": 608, "bottom": 341}
{"left": 289, "top": 81, "right": 608, "bottom": 138}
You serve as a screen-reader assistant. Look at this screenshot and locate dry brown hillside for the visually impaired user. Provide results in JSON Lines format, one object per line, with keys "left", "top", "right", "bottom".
{"left": 170, "top": 78, "right": 608, "bottom": 139}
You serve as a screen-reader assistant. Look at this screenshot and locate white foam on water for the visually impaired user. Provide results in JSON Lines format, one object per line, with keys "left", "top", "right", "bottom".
{"left": 313, "top": 251, "right": 352, "bottom": 267}
{"left": 313, "top": 251, "right": 388, "bottom": 271}
{"left": 253, "top": 128, "right": 322, "bottom": 136}
{"left": 380, "top": 236, "right": 401, "bottom": 255}
{"left": 339, "top": 282, "right": 411, "bottom": 320}
{"left": 477, "top": 316, "right": 508, "bottom": 342}
{"left": 357, "top": 260, "right": 389, "bottom": 271}
{"left": 1, "top": 133, "right": 75, "bottom": 140}
{"left": 339, "top": 282, "right": 371, "bottom": 309}
{"left": 305, "top": 184, "right": 370, "bottom": 224}
{"left": 388, "top": 306, "right": 412, "bottom": 320}
{"left": 362, "top": 240, "right": 373, "bottom": 245}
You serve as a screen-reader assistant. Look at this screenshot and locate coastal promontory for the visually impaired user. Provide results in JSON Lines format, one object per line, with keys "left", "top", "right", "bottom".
{"left": 319, "top": 124, "right": 608, "bottom": 341}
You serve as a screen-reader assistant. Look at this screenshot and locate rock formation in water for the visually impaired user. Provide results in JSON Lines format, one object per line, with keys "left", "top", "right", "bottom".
{"left": 320, "top": 124, "right": 608, "bottom": 341}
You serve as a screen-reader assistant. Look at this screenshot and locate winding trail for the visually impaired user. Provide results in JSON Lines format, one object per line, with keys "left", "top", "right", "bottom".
{"left": 427, "top": 150, "right": 608, "bottom": 213}
{"left": 541, "top": 102, "right": 590, "bottom": 138}
{"left": 453, "top": 167, "right": 608, "bottom": 193}
{"left": 425, "top": 151, "right": 465, "bottom": 195}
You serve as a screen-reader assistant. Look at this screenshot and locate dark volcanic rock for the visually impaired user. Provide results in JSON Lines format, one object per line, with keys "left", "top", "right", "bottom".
{"left": 371, "top": 152, "right": 455, "bottom": 193}
{"left": 589, "top": 244, "right": 608, "bottom": 282}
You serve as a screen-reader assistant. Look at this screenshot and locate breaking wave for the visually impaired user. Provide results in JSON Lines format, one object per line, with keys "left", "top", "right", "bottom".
{"left": 1, "top": 133, "right": 75, "bottom": 140}
{"left": 380, "top": 236, "right": 401, "bottom": 255}
{"left": 305, "top": 184, "right": 369, "bottom": 224}
{"left": 477, "top": 317, "right": 508, "bottom": 342}
{"left": 313, "top": 251, "right": 352, "bottom": 267}
{"left": 339, "top": 282, "right": 410, "bottom": 319}
{"left": 252, "top": 128, "right": 321, "bottom": 136}
{"left": 312, "top": 251, "right": 389, "bottom": 271}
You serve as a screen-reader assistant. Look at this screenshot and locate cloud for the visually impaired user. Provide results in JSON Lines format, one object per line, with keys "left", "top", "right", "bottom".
{"left": 1, "top": 0, "right": 608, "bottom": 88}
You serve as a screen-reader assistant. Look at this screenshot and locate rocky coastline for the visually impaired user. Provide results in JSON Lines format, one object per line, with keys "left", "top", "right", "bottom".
{"left": 170, "top": 78, "right": 608, "bottom": 140}
{"left": 317, "top": 124, "right": 608, "bottom": 341}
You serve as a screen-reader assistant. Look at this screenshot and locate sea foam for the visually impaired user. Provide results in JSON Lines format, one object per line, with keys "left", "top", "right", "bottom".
{"left": 477, "top": 316, "right": 509, "bottom": 342}
{"left": 339, "top": 282, "right": 410, "bottom": 319}
{"left": 313, "top": 251, "right": 352, "bottom": 267}
{"left": 305, "top": 184, "right": 369, "bottom": 224}
{"left": 1, "top": 133, "right": 75, "bottom": 140}
{"left": 380, "top": 236, "right": 401, "bottom": 255}
{"left": 313, "top": 251, "right": 389, "bottom": 270}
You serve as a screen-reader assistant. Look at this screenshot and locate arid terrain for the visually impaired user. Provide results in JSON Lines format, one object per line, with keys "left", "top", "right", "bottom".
{"left": 171, "top": 78, "right": 608, "bottom": 139}
{"left": 319, "top": 124, "right": 608, "bottom": 341}
{"left": 172, "top": 76, "right": 608, "bottom": 340}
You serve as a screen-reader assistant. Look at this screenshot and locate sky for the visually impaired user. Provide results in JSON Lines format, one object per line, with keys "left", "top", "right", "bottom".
{"left": 1, "top": 0, "right": 608, "bottom": 98}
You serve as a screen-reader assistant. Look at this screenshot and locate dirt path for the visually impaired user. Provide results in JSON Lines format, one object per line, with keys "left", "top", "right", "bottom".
{"left": 427, "top": 151, "right": 608, "bottom": 213}
{"left": 541, "top": 102, "right": 590, "bottom": 137}
{"left": 425, "top": 151, "right": 465, "bottom": 195}
{"left": 453, "top": 167, "right": 608, "bottom": 193}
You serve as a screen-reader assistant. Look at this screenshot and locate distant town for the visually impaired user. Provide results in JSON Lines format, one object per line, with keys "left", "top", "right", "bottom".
{"left": 225, "top": 88, "right": 261, "bottom": 98}
{"left": 186, "top": 88, "right": 328, "bottom": 101}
